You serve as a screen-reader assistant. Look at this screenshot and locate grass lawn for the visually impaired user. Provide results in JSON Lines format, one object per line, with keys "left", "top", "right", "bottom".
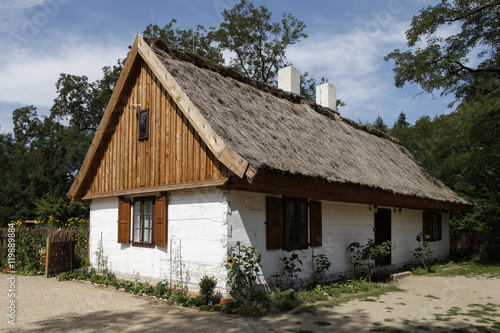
{"left": 435, "top": 261, "right": 500, "bottom": 278}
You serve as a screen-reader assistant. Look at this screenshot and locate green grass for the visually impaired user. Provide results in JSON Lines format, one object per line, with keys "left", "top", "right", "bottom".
{"left": 294, "top": 285, "right": 401, "bottom": 314}
{"left": 425, "top": 294, "right": 440, "bottom": 299}
{"left": 436, "top": 261, "right": 500, "bottom": 278}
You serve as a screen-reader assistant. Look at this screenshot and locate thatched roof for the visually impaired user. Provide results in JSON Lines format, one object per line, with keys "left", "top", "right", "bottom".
{"left": 146, "top": 38, "right": 472, "bottom": 210}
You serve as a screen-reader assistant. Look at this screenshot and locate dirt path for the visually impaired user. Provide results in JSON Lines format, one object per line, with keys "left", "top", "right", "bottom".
{"left": 262, "top": 275, "right": 500, "bottom": 332}
{"left": 1, "top": 274, "right": 499, "bottom": 332}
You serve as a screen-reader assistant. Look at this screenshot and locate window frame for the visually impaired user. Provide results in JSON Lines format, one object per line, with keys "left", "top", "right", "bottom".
{"left": 424, "top": 211, "right": 442, "bottom": 242}
{"left": 427, "top": 212, "right": 442, "bottom": 242}
{"left": 132, "top": 196, "right": 155, "bottom": 247}
{"left": 138, "top": 108, "right": 149, "bottom": 141}
{"left": 282, "top": 196, "right": 309, "bottom": 250}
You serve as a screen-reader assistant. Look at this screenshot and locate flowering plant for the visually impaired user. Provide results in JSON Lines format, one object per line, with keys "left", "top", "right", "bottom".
{"left": 225, "top": 242, "right": 262, "bottom": 298}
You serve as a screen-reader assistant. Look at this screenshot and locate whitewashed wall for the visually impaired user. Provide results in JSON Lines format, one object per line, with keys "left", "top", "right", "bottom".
{"left": 392, "top": 209, "right": 449, "bottom": 266}
{"left": 227, "top": 190, "right": 450, "bottom": 286}
{"left": 90, "top": 187, "right": 450, "bottom": 294}
{"left": 89, "top": 187, "right": 229, "bottom": 294}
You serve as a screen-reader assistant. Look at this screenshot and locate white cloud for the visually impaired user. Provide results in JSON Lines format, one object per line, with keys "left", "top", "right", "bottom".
{"left": 286, "top": 19, "right": 409, "bottom": 122}
{"left": 0, "top": 32, "right": 129, "bottom": 133}
{"left": 0, "top": 0, "right": 49, "bottom": 9}
{"left": 0, "top": 36, "right": 126, "bottom": 108}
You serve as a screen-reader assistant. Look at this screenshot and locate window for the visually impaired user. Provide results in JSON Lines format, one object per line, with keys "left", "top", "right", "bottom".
{"left": 133, "top": 197, "right": 154, "bottom": 247}
{"left": 283, "top": 197, "right": 308, "bottom": 249}
{"left": 423, "top": 211, "right": 442, "bottom": 242}
{"left": 266, "top": 196, "right": 322, "bottom": 250}
{"left": 138, "top": 109, "right": 149, "bottom": 140}
{"left": 117, "top": 195, "right": 168, "bottom": 247}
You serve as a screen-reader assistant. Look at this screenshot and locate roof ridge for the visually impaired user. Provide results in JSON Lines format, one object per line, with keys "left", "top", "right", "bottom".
{"left": 145, "top": 37, "right": 401, "bottom": 146}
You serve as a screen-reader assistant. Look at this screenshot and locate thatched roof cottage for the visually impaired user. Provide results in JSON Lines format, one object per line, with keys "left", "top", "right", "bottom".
{"left": 68, "top": 35, "right": 472, "bottom": 294}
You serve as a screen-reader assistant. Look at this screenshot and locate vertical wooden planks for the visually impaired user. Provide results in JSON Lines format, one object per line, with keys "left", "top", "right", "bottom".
{"left": 164, "top": 92, "right": 171, "bottom": 184}
{"left": 187, "top": 123, "right": 194, "bottom": 182}
{"left": 84, "top": 59, "right": 233, "bottom": 197}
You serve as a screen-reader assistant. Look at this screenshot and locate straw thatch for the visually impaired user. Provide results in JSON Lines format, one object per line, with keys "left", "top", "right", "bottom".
{"left": 147, "top": 38, "right": 471, "bottom": 209}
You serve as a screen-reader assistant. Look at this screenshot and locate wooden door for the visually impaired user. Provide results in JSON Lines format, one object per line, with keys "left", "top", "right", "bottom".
{"left": 374, "top": 208, "right": 392, "bottom": 265}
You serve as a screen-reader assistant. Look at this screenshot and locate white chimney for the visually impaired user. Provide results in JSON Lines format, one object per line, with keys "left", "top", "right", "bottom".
{"left": 316, "top": 83, "right": 336, "bottom": 111}
{"left": 278, "top": 66, "right": 300, "bottom": 95}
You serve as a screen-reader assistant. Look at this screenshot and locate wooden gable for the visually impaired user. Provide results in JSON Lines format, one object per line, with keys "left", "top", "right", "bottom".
{"left": 67, "top": 35, "right": 255, "bottom": 201}
{"left": 83, "top": 59, "right": 230, "bottom": 200}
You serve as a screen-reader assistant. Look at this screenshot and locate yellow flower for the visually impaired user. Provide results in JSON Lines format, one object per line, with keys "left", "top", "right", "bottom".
{"left": 226, "top": 258, "right": 235, "bottom": 266}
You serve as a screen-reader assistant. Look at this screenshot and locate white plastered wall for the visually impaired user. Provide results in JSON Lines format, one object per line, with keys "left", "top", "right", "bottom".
{"left": 227, "top": 190, "right": 450, "bottom": 286}
{"left": 89, "top": 187, "right": 229, "bottom": 294}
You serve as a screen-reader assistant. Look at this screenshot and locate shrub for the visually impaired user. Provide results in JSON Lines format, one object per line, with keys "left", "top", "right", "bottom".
{"left": 212, "top": 304, "right": 222, "bottom": 311}
{"left": 312, "top": 253, "right": 331, "bottom": 284}
{"left": 154, "top": 280, "right": 169, "bottom": 296}
{"left": 281, "top": 250, "right": 303, "bottom": 288}
{"left": 199, "top": 305, "right": 211, "bottom": 311}
{"left": 347, "top": 239, "right": 395, "bottom": 282}
{"left": 411, "top": 266, "right": 428, "bottom": 276}
{"left": 223, "top": 299, "right": 244, "bottom": 314}
{"left": 237, "top": 299, "right": 266, "bottom": 317}
{"left": 226, "top": 242, "right": 262, "bottom": 298}
{"left": 269, "top": 288, "right": 300, "bottom": 312}
{"left": 199, "top": 275, "right": 217, "bottom": 305}
{"left": 413, "top": 232, "right": 437, "bottom": 272}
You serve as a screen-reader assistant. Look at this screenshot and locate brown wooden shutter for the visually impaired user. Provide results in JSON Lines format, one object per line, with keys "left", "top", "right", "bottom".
{"left": 437, "top": 213, "right": 442, "bottom": 241}
{"left": 118, "top": 198, "right": 131, "bottom": 244}
{"left": 266, "top": 196, "right": 282, "bottom": 250}
{"left": 310, "top": 200, "right": 322, "bottom": 247}
{"left": 422, "top": 211, "right": 429, "bottom": 237}
{"left": 155, "top": 194, "right": 168, "bottom": 247}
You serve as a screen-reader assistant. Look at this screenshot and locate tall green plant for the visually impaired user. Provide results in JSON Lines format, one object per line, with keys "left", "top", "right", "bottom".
{"left": 225, "top": 242, "right": 262, "bottom": 298}
{"left": 281, "top": 250, "right": 304, "bottom": 288}
{"left": 347, "top": 239, "right": 395, "bottom": 282}
{"left": 413, "top": 232, "right": 437, "bottom": 273}
{"left": 312, "top": 253, "right": 331, "bottom": 284}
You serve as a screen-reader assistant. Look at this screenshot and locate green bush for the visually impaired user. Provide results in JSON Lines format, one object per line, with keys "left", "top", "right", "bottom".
{"left": 269, "top": 288, "right": 300, "bottom": 312}
{"left": 199, "top": 275, "right": 217, "bottom": 305}
{"left": 212, "top": 304, "right": 222, "bottom": 311}
{"left": 411, "top": 266, "right": 428, "bottom": 275}
{"left": 154, "top": 280, "right": 169, "bottom": 296}
{"left": 237, "top": 299, "right": 266, "bottom": 317}
{"left": 223, "top": 299, "right": 243, "bottom": 314}
{"left": 199, "top": 305, "right": 211, "bottom": 311}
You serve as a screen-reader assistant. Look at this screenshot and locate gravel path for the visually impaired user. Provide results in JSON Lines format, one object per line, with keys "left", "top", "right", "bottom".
{"left": 1, "top": 274, "right": 499, "bottom": 332}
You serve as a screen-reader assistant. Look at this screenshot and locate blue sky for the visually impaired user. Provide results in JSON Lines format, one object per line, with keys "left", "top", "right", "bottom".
{"left": 0, "top": 0, "right": 454, "bottom": 134}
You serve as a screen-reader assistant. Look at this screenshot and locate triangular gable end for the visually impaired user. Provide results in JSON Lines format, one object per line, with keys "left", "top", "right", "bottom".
{"left": 67, "top": 34, "right": 255, "bottom": 202}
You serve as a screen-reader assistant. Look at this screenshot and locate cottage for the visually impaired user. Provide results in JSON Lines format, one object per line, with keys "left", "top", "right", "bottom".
{"left": 67, "top": 35, "right": 472, "bottom": 295}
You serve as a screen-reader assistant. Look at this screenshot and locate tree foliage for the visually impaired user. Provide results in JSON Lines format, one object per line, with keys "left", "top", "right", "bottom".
{"left": 384, "top": 0, "right": 500, "bottom": 104}
{"left": 144, "top": 0, "right": 308, "bottom": 85}
{"left": 0, "top": 62, "right": 122, "bottom": 227}
{"left": 144, "top": 19, "right": 224, "bottom": 64}
{"left": 212, "top": 0, "right": 307, "bottom": 83}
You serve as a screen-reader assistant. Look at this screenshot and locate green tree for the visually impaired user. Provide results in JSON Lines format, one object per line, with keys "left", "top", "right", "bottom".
{"left": 384, "top": 0, "right": 500, "bottom": 104}
{"left": 373, "top": 115, "right": 389, "bottom": 133}
{"left": 144, "top": 19, "right": 224, "bottom": 64}
{"left": 385, "top": 0, "right": 500, "bottom": 259}
{"left": 0, "top": 63, "right": 121, "bottom": 226}
{"left": 211, "top": 0, "right": 307, "bottom": 83}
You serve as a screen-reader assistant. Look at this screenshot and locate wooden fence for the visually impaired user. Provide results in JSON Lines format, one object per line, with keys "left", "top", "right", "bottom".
{"left": 45, "top": 229, "right": 75, "bottom": 278}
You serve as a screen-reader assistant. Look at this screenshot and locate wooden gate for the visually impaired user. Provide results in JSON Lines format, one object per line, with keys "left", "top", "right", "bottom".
{"left": 45, "top": 230, "right": 74, "bottom": 278}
